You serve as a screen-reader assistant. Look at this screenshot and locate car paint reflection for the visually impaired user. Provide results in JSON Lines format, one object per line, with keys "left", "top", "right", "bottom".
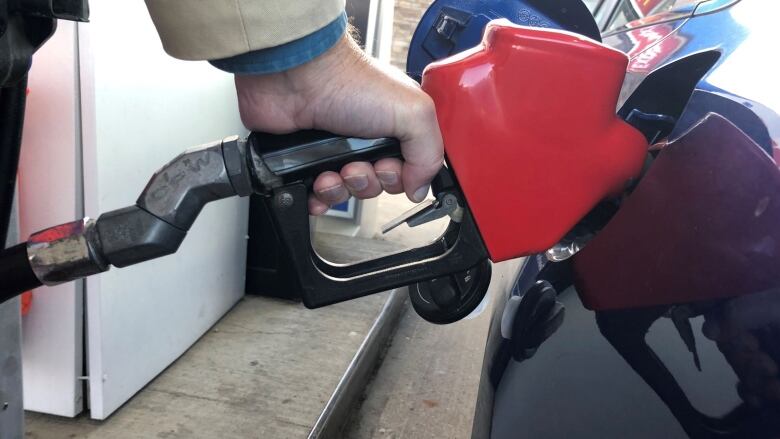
{"left": 483, "top": 2, "right": 780, "bottom": 437}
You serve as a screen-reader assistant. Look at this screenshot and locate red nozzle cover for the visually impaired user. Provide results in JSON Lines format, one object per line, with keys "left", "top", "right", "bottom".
{"left": 422, "top": 21, "right": 647, "bottom": 262}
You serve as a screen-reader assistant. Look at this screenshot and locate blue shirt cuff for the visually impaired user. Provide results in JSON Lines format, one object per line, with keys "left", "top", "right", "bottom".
{"left": 209, "top": 12, "right": 347, "bottom": 75}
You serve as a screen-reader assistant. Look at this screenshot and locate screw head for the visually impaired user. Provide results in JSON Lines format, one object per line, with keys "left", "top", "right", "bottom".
{"left": 276, "top": 192, "right": 294, "bottom": 208}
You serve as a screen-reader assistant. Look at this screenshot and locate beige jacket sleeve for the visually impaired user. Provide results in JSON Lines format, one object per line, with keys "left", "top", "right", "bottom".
{"left": 144, "top": 0, "right": 345, "bottom": 61}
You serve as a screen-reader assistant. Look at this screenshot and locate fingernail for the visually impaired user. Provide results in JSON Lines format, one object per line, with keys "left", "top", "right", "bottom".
{"left": 316, "top": 184, "right": 346, "bottom": 202}
{"left": 310, "top": 203, "right": 329, "bottom": 216}
{"left": 377, "top": 171, "right": 399, "bottom": 186}
{"left": 412, "top": 185, "right": 430, "bottom": 203}
{"left": 344, "top": 174, "right": 369, "bottom": 192}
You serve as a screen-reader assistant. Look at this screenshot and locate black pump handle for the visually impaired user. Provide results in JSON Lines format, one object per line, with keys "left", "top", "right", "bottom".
{"left": 248, "top": 130, "right": 491, "bottom": 309}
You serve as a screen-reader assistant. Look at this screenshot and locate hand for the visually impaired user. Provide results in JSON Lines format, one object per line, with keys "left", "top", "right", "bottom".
{"left": 702, "top": 289, "right": 780, "bottom": 407}
{"left": 233, "top": 33, "right": 444, "bottom": 214}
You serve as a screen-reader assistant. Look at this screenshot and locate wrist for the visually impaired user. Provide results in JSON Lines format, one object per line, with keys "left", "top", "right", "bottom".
{"left": 280, "top": 32, "right": 367, "bottom": 101}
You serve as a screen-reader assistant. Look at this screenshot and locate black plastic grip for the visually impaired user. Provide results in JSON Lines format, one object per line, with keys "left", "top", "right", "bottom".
{"left": 249, "top": 129, "right": 492, "bottom": 310}
{"left": 0, "top": 242, "right": 41, "bottom": 304}
{"left": 249, "top": 130, "right": 402, "bottom": 184}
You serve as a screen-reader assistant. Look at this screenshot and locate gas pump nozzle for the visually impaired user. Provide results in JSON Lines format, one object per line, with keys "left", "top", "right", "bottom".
{"left": 0, "top": 131, "right": 490, "bottom": 314}
{"left": 0, "top": 136, "right": 251, "bottom": 299}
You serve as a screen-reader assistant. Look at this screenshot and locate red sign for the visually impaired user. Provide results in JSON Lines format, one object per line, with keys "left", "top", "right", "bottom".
{"left": 630, "top": 0, "right": 666, "bottom": 16}
{"left": 625, "top": 23, "right": 688, "bottom": 72}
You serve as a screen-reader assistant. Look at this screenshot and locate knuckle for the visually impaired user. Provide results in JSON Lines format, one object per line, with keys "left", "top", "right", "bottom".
{"left": 409, "top": 93, "right": 437, "bottom": 122}
{"left": 341, "top": 162, "right": 367, "bottom": 176}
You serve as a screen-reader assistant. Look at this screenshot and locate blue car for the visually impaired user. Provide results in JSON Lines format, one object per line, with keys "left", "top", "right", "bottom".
{"left": 408, "top": 1, "right": 780, "bottom": 437}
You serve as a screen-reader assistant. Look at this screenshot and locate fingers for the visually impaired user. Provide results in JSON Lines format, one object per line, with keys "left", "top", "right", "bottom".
{"left": 374, "top": 158, "right": 404, "bottom": 194}
{"left": 308, "top": 196, "right": 330, "bottom": 216}
{"left": 312, "top": 171, "right": 350, "bottom": 214}
{"left": 341, "top": 162, "right": 383, "bottom": 199}
{"left": 309, "top": 155, "right": 431, "bottom": 214}
{"left": 310, "top": 163, "right": 385, "bottom": 215}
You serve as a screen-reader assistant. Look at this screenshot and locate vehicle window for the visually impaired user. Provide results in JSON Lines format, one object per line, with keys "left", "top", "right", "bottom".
{"left": 604, "top": 1, "right": 640, "bottom": 33}
{"left": 584, "top": 0, "right": 605, "bottom": 13}
{"left": 648, "top": 0, "right": 698, "bottom": 14}
{"left": 594, "top": 0, "right": 622, "bottom": 30}
{"left": 604, "top": 0, "right": 699, "bottom": 33}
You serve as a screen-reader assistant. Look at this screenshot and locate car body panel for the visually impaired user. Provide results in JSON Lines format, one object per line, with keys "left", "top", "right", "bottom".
{"left": 477, "top": 1, "right": 780, "bottom": 438}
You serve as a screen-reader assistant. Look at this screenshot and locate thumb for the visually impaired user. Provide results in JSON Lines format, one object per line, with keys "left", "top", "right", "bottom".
{"left": 398, "top": 98, "right": 445, "bottom": 202}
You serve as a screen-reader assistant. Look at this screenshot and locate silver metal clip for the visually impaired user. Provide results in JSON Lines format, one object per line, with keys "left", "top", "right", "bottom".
{"left": 381, "top": 192, "right": 463, "bottom": 234}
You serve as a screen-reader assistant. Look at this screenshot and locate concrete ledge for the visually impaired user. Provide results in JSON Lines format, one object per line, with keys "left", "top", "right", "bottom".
{"left": 309, "top": 288, "right": 407, "bottom": 439}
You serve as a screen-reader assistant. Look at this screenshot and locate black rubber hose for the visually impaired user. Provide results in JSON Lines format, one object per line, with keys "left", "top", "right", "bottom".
{"left": 0, "top": 242, "right": 41, "bottom": 304}
{"left": 0, "top": 77, "right": 28, "bottom": 245}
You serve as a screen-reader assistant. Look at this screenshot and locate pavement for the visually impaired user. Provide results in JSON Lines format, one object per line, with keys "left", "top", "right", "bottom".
{"left": 343, "top": 299, "right": 494, "bottom": 439}
{"left": 25, "top": 291, "right": 391, "bottom": 439}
